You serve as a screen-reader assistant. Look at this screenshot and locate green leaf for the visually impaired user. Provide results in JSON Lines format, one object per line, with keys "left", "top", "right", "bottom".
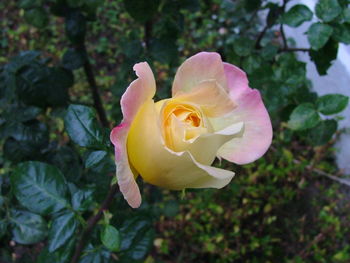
{"left": 316, "top": 94, "right": 349, "bottom": 115}
{"left": 315, "top": 0, "right": 342, "bottom": 22}
{"left": 3, "top": 121, "right": 49, "bottom": 163}
{"left": 38, "top": 236, "right": 76, "bottom": 263}
{"left": 163, "top": 200, "right": 179, "bottom": 217}
{"left": 85, "top": 150, "right": 108, "bottom": 168}
{"left": 310, "top": 39, "right": 338, "bottom": 75}
{"left": 10, "top": 209, "right": 47, "bottom": 244}
{"left": 46, "top": 146, "right": 82, "bottom": 183}
{"left": 0, "top": 219, "right": 8, "bottom": 239}
{"left": 101, "top": 225, "right": 121, "bottom": 252}
{"left": 282, "top": 4, "right": 313, "bottom": 27}
{"left": 307, "top": 120, "right": 337, "bottom": 146}
{"left": 150, "top": 38, "right": 178, "bottom": 64}
{"left": 288, "top": 103, "right": 321, "bottom": 130}
{"left": 123, "top": 229, "right": 154, "bottom": 260}
{"left": 332, "top": 24, "right": 350, "bottom": 44}
{"left": 11, "top": 161, "right": 69, "bottom": 215}
{"left": 65, "top": 11, "right": 86, "bottom": 43}
{"left": 71, "top": 187, "right": 94, "bottom": 212}
{"left": 266, "top": 3, "right": 282, "bottom": 27}
{"left": 307, "top": 23, "right": 333, "bottom": 50}
{"left": 344, "top": 8, "right": 350, "bottom": 23}
{"left": 48, "top": 211, "right": 78, "bottom": 252}
{"left": 64, "top": 104, "right": 108, "bottom": 149}
{"left": 233, "top": 37, "right": 254, "bottom": 57}
{"left": 24, "top": 7, "right": 49, "bottom": 28}
{"left": 19, "top": 0, "right": 42, "bottom": 9}
{"left": 79, "top": 244, "right": 110, "bottom": 263}
{"left": 123, "top": 0, "right": 160, "bottom": 23}
{"left": 62, "top": 48, "right": 86, "bottom": 70}
{"left": 120, "top": 216, "right": 154, "bottom": 260}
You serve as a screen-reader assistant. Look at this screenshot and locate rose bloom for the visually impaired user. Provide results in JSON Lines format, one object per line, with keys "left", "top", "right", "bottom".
{"left": 111, "top": 52, "right": 272, "bottom": 208}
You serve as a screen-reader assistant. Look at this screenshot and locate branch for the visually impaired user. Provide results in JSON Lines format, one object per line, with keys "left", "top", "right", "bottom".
{"left": 293, "top": 159, "right": 350, "bottom": 187}
{"left": 144, "top": 20, "right": 152, "bottom": 52}
{"left": 278, "top": 47, "right": 310, "bottom": 53}
{"left": 80, "top": 44, "right": 109, "bottom": 128}
{"left": 280, "top": 24, "right": 288, "bottom": 49}
{"left": 70, "top": 183, "right": 119, "bottom": 263}
{"left": 255, "top": 24, "right": 269, "bottom": 49}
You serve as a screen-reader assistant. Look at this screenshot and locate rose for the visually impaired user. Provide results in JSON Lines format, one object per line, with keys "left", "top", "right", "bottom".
{"left": 111, "top": 52, "right": 272, "bottom": 208}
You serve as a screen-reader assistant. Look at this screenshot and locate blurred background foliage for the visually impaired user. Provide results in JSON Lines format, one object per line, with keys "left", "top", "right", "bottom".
{"left": 1, "top": 0, "right": 350, "bottom": 262}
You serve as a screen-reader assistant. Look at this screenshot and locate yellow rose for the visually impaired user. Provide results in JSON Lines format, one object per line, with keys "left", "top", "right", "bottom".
{"left": 111, "top": 52, "right": 272, "bottom": 208}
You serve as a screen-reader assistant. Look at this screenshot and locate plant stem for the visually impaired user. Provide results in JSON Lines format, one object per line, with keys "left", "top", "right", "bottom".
{"left": 278, "top": 47, "right": 310, "bottom": 53}
{"left": 79, "top": 44, "right": 109, "bottom": 128}
{"left": 70, "top": 183, "right": 119, "bottom": 263}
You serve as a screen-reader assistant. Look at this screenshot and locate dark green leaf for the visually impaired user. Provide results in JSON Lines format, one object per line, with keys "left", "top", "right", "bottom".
{"left": 163, "top": 200, "right": 179, "bottom": 217}
{"left": 46, "top": 67, "right": 73, "bottom": 107}
{"left": 48, "top": 211, "right": 78, "bottom": 252}
{"left": 71, "top": 187, "right": 94, "bottom": 211}
{"left": 307, "top": 119, "right": 338, "bottom": 146}
{"left": 19, "top": 0, "right": 42, "bottom": 9}
{"left": 64, "top": 104, "right": 108, "bottom": 149}
{"left": 122, "top": 229, "right": 154, "bottom": 261}
{"left": 10, "top": 209, "right": 47, "bottom": 244}
{"left": 150, "top": 38, "right": 178, "bottom": 64}
{"left": 261, "top": 44, "right": 278, "bottom": 60}
{"left": 24, "top": 7, "right": 49, "bottom": 28}
{"left": 310, "top": 39, "right": 338, "bottom": 75}
{"left": 101, "top": 225, "right": 121, "bottom": 252}
{"left": 283, "top": 5, "right": 313, "bottom": 27}
{"left": 3, "top": 121, "right": 49, "bottom": 162}
{"left": 288, "top": 103, "right": 321, "bottom": 130}
{"left": 120, "top": 217, "right": 150, "bottom": 251}
{"left": 11, "top": 161, "right": 69, "bottom": 215}
{"left": 65, "top": 11, "right": 86, "bottom": 43}
{"left": 266, "top": 3, "right": 282, "bottom": 27}
{"left": 38, "top": 236, "right": 76, "bottom": 263}
{"left": 123, "top": 0, "right": 160, "bottom": 23}
{"left": 234, "top": 37, "right": 254, "bottom": 57}
{"left": 46, "top": 146, "right": 82, "bottom": 183}
{"left": 62, "top": 48, "right": 86, "bottom": 70}
{"left": 332, "top": 24, "right": 350, "bottom": 44}
{"left": 79, "top": 244, "right": 110, "bottom": 263}
{"left": 315, "top": 0, "right": 342, "bottom": 22}
{"left": 344, "top": 8, "right": 350, "bottom": 23}
{"left": 0, "top": 219, "right": 8, "bottom": 239}
{"left": 85, "top": 150, "right": 108, "bottom": 168}
{"left": 316, "top": 94, "right": 349, "bottom": 115}
{"left": 67, "top": 0, "right": 84, "bottom": 8}
{"left": 307, "top": 23, "right": 333, "bottom": 50}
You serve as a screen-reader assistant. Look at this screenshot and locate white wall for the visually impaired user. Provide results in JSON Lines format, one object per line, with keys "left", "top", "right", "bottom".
{"left": 284, "top": 0, "right": 350, "bottom": 174}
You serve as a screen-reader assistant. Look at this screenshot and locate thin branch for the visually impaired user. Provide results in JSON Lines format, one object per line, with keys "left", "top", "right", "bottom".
{"left": 70, "top": 183, "right": 119, "bottom": 263}
{"left": 278, "top": 47, "right": 310, "bottom": 53}
{"left": 293, "top": 159, "right": 350, "bottom": 187}
{"left": 280, "top": 24, "right": 288, "bottom": 49}
{"left": 255, "top": 24, "right": 269, "bottom": 49}
{"left": 79, "top": 44, "right": 109, "bottom": 128}
{"left": 144, "top": 20, "right": 152, "bottom": 52}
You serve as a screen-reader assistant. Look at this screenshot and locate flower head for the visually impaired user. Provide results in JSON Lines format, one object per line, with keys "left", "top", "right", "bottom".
{"left": 111, "top": 52, "right": 272, "bottom": 208}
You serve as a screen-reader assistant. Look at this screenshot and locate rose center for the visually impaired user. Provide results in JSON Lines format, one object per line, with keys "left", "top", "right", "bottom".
{"left": 160, "top": 101, "right": 207, "bottom": 151}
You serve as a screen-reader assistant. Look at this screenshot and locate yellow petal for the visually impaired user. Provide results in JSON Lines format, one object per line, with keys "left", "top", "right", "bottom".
{"left": 174, "top": 80, "right": 235, "bottom": 117}
{"left": 127, "top": 99, "right": 235, "bottom": 190}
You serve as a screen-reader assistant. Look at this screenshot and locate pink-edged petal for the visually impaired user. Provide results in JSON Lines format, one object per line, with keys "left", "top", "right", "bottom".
{"left": 217, "top": 63, "right": 272, "bottom": 165}
{"left": 217, "top": 90, "right": 272, "bottom": 164}
{"left": 110, "top": 62, "right": 156, "bottom": 208}
{"left": 223, "top": 62, "right": 249, "bottom": 101}
{"left": 174, "top": 80, "right": 236, "bottom": 117}
{"left": 172, "top": 52, "right": 227, "bottom": 96}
